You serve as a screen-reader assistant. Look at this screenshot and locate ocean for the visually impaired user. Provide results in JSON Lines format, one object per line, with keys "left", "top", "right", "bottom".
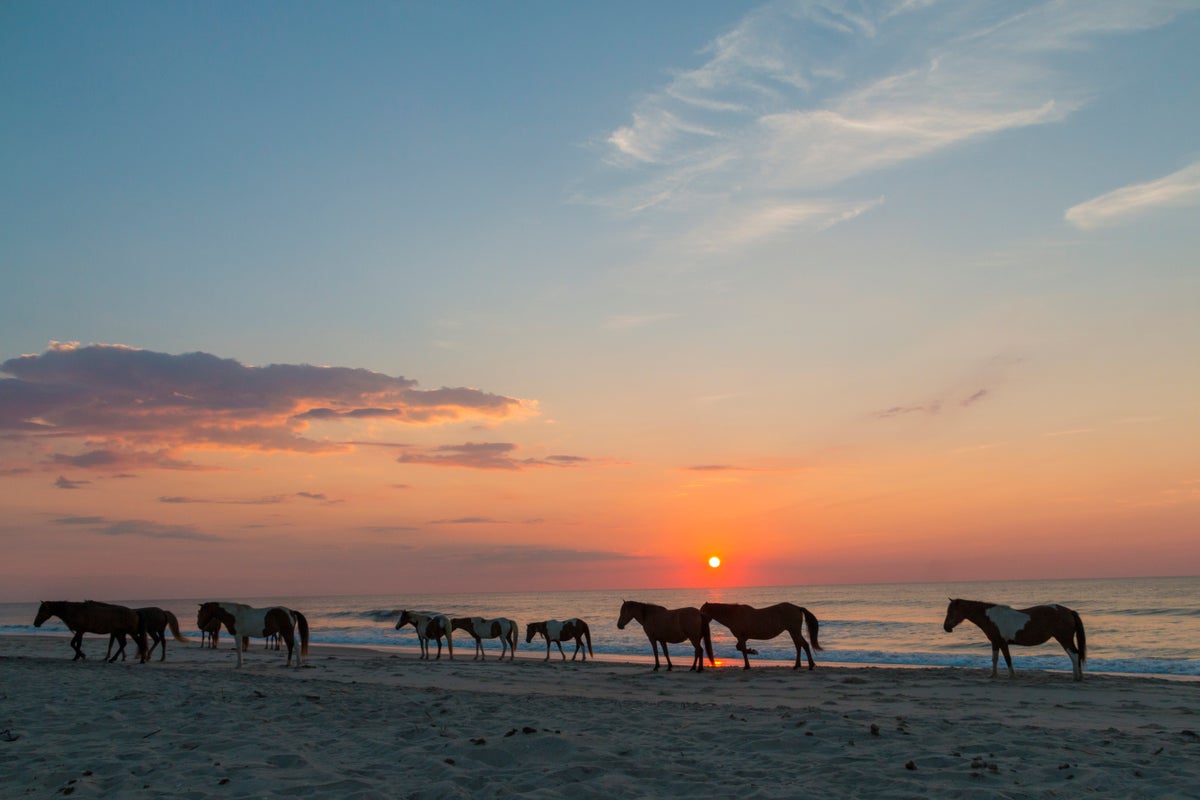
{"left": 4, "top": 576, "right": 1198, "bottom": 677}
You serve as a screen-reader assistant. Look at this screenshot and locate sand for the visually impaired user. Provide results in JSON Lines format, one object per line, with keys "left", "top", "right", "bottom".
{"left": 1, "top": 634, "right": 1197, "bottom": 799}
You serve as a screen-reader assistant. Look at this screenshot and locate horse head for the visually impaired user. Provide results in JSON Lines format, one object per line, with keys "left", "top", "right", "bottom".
{"left": 33, "top": 601, "right": 53, "bottom": 627}
{"left": 943, "top": 598, "right": 964, "bottom": 633}
{"left": 525, "top": 622, "right": 544, "bottom": 643}
{"left": 616, "top": 600, "right": 635, "bottom": 630}
{"left": 395, "top": 610, "right": 414, "bottom": 631}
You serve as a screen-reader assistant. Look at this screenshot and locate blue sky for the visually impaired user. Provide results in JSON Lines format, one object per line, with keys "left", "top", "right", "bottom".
{"left": 1, "top": 1, "right": 1198, "bottom": 598}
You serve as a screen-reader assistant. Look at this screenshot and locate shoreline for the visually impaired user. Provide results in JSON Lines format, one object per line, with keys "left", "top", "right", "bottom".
{"left": 3, "top": 634, "right": 1199, "bottom": 798}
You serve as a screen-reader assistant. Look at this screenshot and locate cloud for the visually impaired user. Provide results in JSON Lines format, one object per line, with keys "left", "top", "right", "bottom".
{"left": 429, "top": 517, "right": 501, "bottom": 525}
{"left": 397, "top": 442, "right": 594, "bottom": 471}
{"left": 595, "top": 0, "right": 1190, "bottom": 245}
{"left": 1065, "top": 161, "right": 1200, "bottom": 229}
{"left": 450, "top": 544, "right": 645, "bottom": 566}
{"left": 51, "top": 514, "right": 221, "bottom": 541}
{"left": 0, "top": 342, "right": 534, "bottom": 464}
{"left": 54, "top": 475, "right": 90, "bottom": 489}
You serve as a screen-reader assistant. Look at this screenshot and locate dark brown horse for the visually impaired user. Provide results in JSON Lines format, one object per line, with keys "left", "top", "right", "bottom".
{"left": 197, "top": 602, "right": 309, "bottom": 668}
{"left": 943, "top": 598, "right": 1087, "bottom": 681}
{"left": 199, "top": 616, "right": 228, "bottom": 649}
{"left": 525, "top": 618, "right": 593, "bottom": 661}
{"left": 34, "top": 601, "right": 148, "bottom": 663}
{"left": 104, "top": 607, "right": 190, "bottom": 662}
{"left": 700, "top": 602, "right": 822, "bottom": 670}
{"left": 451, "top": 617, "right": 518, "bottom": 661}
{"left": 617, "top": 600, "right": 714, "bottom": 672}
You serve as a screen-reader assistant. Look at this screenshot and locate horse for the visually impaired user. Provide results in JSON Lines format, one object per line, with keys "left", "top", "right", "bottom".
{"left": 395, "top": 610, "right": 454, "bottom": 660}
{"left": 525, "top": 618, "right": 593, "bottom": 662}
{"left": 104, "top": 607, "right": 190, "bottom": 662}
{"left": 943, "top": 598, "right": 1087, "bottom": 681}
{"left": 33, "top": 601, "right": 148, "bottom": 663}
{"left": 451, "top": 617, "right": 518, "bottom": 661}
{"left": 196, "top": 602, "right": 309, "bottom": 668}
{"left": 617, "top": 600, "right": 714, "bottom": 672}
{"left": 700, "top": 602, "right": 822, "bottom": 670}
{"left": 199, "top": 616, "right": 227, "bottom": 649}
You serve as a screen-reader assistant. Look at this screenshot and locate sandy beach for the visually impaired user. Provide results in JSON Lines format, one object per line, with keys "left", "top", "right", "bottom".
{"left": 1, "top": 634, "right": 1197, "bottom": 799}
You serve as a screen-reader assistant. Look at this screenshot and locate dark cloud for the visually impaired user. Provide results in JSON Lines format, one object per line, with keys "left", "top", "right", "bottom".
{"left": 452, "top": 545, "right": 644, "bottom": 566}
{"left": 1, "top": 342, "right": 530, "bottom": 460}
{"left": 54, "top": 475, "right": 90, "bottom": 489}
{"left": 158, "top": 495, "right": 286, "bottom": 505}
{"left": 51, "top": 514, "right": 220, "bottom": 541}
{"left": 296, "top": 492, "right": 327, "bottom": 501}
{"left": 429, "top": 516, "right": 501, "bottom": 525}
{"left": 50, "top": 448, "right": 206, "bottom": 471}
{"left": 397, "top": 441, "right": 590, "bottom": 471}
{"left": 875, "top": 402, "right": 941, "bottom": 419}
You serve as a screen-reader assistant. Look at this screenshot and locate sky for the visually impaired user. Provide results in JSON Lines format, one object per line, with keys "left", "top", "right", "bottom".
{"left": 1, "top": 1, "right": 1198, "bottom": 602}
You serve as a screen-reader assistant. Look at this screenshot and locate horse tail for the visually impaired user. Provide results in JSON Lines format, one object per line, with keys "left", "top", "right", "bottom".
{"left": 702, "top": 615, "right": 715, "bottom": 666}
{"left": 583, "top": 622, "right": 594, "bottom": 657}
{"left": 1072, "top": 610, "right": 1086, "bottom": 664}
{"left": 294, "top": 610, "right": 310, "bottom": 659}
{"left": 803, "top": 607, "right": 823, "bottom": 651}
{"left": 166, "top": 610, "right": 190, "bottom": 642}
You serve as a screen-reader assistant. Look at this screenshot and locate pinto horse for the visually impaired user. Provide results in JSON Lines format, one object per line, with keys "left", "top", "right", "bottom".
{"left": 526, "top": 618, "right": 593, "bottom": 662}
{"left": 618, "top": 600, "right": 715, "bottom": 672}
{"left": 105, "top": 607, "right": 190, "bottom": 662}
{"left": 395, "top": 610, "right": 454, "bottom": 660}
{"left": 197, "top": 602, "right": 309, "bottom": 668}
{"left": 700, "top": 602, "right": 822, "bottom": 670}
{"left": 34, "top": 601, "right": 148, "bottom": 663}
{"left": 943, "top": 598, "right": 1087, "bottom": 681}
{"left": 451, "top": 617, "right": 518, "bottom": 661}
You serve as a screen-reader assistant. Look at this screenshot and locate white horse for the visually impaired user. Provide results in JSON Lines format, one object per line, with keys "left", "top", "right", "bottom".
{"left": 395, "top": 610, "right": 454, "bottom": 660}
{"left": 450, "top": 617, "right": 518, "bottom": 661}
{"left": 197, "top": 602, "right": 309, "bottom": 668}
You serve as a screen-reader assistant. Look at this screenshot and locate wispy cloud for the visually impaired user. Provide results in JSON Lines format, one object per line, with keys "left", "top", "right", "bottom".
{"left": 52, "top": 515, "right": 220, "bottom": 541}
{"left": 397, "top": 442, "right": 596, "bottom": 471}
{"left": 1065, "top": 160, "right": 1200, "bottom": 229}
{"left": 595, "top": 0, "right": 1189, "bottom": 247}
{"left": 0, "top": 342, "right": 534, "bottom": 466}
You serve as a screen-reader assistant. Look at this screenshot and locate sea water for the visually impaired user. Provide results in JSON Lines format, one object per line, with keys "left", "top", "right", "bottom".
{"left": 4, "top": 576, "right": 1198, "bottom": 676}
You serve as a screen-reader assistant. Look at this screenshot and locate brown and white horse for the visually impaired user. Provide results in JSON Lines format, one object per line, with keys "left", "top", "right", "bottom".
{"left": 395, "top": 610, "right": 454, "bottom": 660}
{"left": 197, "top": 602, "right": 309, "bottom": 668}
{"left": 617, "top": 600, "right": 714, "bottom": 672}
{"left": 451, "top": 617, "right": 518, "bottom": 661}
{"left": 700, "top": 601, "right": 822, "bottom": 670}
{"left": 943, "top": 598, "right": 1086, "bottom": 681}
{"left": 525, "top": 618, "right": 593, "bottom": 662}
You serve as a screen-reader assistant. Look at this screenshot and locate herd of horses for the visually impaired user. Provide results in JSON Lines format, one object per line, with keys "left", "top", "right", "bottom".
{"left": 31, "top": 597, "right": 1089, "bottom": 681}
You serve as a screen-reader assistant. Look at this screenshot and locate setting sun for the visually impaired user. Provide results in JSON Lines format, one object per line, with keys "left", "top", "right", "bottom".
{"left": 708, "top": 556, "right": 721, "bottom": 569}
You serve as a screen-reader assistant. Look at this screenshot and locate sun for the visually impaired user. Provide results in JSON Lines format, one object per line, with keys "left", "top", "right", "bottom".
{"left": 708, "top": 556, "right": 721, "bottom": 569}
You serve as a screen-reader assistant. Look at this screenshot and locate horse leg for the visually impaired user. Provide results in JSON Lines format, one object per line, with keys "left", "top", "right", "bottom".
{"left": 649, "top": 638, "right": 661, "bottom": 671}
{"left": 108, "top": 633, "right": 127, "bottom": 663}
{"left": 737, "top": 639, "right": 753, "bottom": 670}
{"left": 661, "top": 641, "right": 673, "bottom": 671}
{"left": 999, "top": 642, "right": 1015, "bottom": 678}
{"left": 1054, "top": 634, "right": 1082, "bottom": 681}
{"left": 556, "top": 641, "right": 566, "bottom": 661}
{"left": 71, "top": 630, "right": 86, "bottom": 661}
{"left": 476, "top": 636, "right": 485, "bottom": 661}
{"left": 791, "top": 632, "right": 816, "bottom": 671}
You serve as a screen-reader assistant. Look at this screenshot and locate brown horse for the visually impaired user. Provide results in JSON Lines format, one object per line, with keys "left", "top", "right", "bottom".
{"left": 617, "top": 600, "right": 715, "bottom": 672}
{"left": 104, "top": 607, "right": 190, "bottom": 662}
{"left": 943, "top": 598, "right": 1087, "bottom": 681}
{"left": 451, "top": 617, "right": 518, "bottom": 661}
{"left": 197, "top": 602, "right": 309, "bottom": 668}
{"left": 199, "top": 616, "right": 227, "bottom": 648}
{"left": 34, "top": 601, "right": 148, "bottom": 663}
{"left": 525, "top": 618, "right": 593, "bottom": 661}
{"left": 700, "top": 602, "right": 822, "bottom": 670}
